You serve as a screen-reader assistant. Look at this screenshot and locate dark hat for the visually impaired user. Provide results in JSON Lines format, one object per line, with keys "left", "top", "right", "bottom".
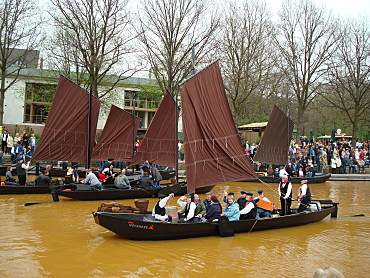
{"left": 246, "top": 192, "right": 253, "bottom": 196}
{"left": 158, "top": 193, "right": 166, "bottom": 199}
{"left": 108, "top": 158, "right": 114, "bottom": 161}
{"left": 240, "top": 191, "right": 247, "bottom": 195}
{"left": 185, "top": 194, "right": 192, "bottom": 199}
{"left": 228, "top": 192, "right": 234, "bottom": 196}
{"left": 257, "top": 190, "right": 263, "bottom": 194}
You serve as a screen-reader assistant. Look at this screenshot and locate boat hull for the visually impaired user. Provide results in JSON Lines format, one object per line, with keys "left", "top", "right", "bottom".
{"left": 244, "top": 174, "right": 331, "bottom": 183}
{"left": 58, "top": 184, "right": 216, "bottom": 201}
{"left": 93, "top": 206, "right": 336, "bottom": 240}
{"left": 0, "top": 185, "right": 51, "bottom": 194}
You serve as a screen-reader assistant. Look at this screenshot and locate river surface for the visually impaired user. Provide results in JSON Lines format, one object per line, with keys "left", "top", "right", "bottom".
{"left": 0, "top": 180, "right": 369, "bottom": 278}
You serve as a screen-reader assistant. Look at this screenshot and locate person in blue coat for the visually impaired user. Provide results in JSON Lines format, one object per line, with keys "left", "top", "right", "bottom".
{"left": 205, "top": 196, "right": 222, "bottom": 222}
{"left": 222, "top": 196, "right": 240, "bottom": 221}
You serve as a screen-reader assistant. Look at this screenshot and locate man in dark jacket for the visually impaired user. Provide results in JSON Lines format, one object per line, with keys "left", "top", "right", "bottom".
{"left": 139, "top": 171, "right": 152, "bottom": 188}
{"left": 35, "top": 170, "right": 52, "bottom": 186}
{"left": 237, "top": 191, "right": 248, "bottom": 210}
{"left": 16, "top": 158, "right": 30, "bottom": 185}
{"left": 150, "top": 165, "right": 162, "bottom": 187}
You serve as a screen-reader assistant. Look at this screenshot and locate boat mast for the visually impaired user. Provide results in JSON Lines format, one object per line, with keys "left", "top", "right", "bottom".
{"left": 132, "top": 93, "right": 136, "bottom": 165}
{"left": 87, "top": 84, "right": 92, "bottom": 169}
{"left": 175, "top": 87, "right": 179, "bottom": 184}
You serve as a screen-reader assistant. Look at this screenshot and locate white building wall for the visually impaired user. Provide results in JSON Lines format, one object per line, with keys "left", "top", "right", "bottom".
{"left": 3, "top": 78, "right": 26, "bottom": 125}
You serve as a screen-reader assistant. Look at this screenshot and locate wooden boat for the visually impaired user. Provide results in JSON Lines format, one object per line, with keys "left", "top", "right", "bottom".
{"left": 93, "top": 201, "right": 338, "bottom": 240}
{"left": 58, "top": 183, "right": 215, "bottom": 201}
{"left": 245, "top": 173, "right": 332, "bottom": 183}
{"left": 0, "top": 185, "right": 51, "bottom": 194}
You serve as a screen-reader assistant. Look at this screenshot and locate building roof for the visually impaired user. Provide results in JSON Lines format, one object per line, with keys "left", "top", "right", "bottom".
{"left": 238, "top": 122, "right": 268, "bottom": 131}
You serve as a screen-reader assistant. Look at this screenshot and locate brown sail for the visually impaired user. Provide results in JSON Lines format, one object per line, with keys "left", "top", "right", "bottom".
{"left": 129, "top": 92, "right": 177, "bottom": 167}
{"left": 253, "top": 105, "right": 294, "bottom": 165}
{"left": 32, "top": 76, "right": 100, "bottom": 163}
{"left": 91, "top": 105, "right": 140, "bottom": 162}
{"left": 180, "top": 61, "right": 256, "bottom": 193}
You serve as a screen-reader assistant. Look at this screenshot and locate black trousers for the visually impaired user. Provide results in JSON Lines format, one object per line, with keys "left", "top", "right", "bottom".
{"left": 280, "top": 197, "right": 291, "bottom": 215}
{"left": 298, "top": 197, "right": 311, "bottom": 213}
{"left": 18, "top": 175, "right": 27, "bottom": 185}
{"left": 1, "top": 141, "right": 7, "bottom": 153}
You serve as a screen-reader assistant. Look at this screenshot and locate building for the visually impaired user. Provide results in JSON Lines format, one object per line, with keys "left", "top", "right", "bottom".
{"left": 238, "top": 122, "right": 268, "bottom": 143}
{"left": 2, "top": 66, "right": 162, "bottom": 135}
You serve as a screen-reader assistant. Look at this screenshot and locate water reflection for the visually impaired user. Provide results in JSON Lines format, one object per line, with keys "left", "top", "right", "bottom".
{"left": 0, "top": 181, "right": 369, "bottom": 277}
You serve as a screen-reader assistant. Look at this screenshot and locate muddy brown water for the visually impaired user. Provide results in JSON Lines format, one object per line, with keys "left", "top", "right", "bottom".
{"left": 0, "top": 180, "right": 369, "bottom": 278}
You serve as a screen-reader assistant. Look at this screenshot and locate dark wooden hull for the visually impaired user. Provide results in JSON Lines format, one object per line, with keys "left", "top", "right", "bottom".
{"left": 0, "top": 185, "right": 51, "bottom": 194}
{"left": 58, "top": 184, "right": 216, "bottom": 201}
{"left": 244, "top": 174, "right": 331, "bottom": 183}
{"left": 93, "top": 205, "right": 336, "bottom": 240}
{"left": 159, "top": 169, "right": 176, "bottom": 180}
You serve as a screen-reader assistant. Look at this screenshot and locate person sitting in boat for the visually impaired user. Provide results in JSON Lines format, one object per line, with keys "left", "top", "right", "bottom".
{"left": 297, "top": 180, "right": 311, "bottom": 213}
{"left": 152, "top": 193, "right": 174, "bottom": 221}
{"left": 139, "top": 162, "right": 150, "bottom": 176}
{"left": 5, "top": 166, "right": 18, "bottom": 185}
{"left": 205, "top": 196, "right": 222, "bottom": 222}
{"left": 223, "top": 191, "right": 235, "bottom": 203}
{"left": 279, "top": 166, "right": 289, "bottom": 178}
{"left": 254, "top": 190, "right": 272, "bottom": 218}
{"left": 239, "top": 193, "right": 257, "bottom": 220}
{"left": 103, "top": 165, "right": 115, "bottom": 184}
{"left": 114, "top": 169, "right": 131, "bottom": 189}
{"left": 222, "top": 195, "right": 240, "bottom": 221}
{"left": 139, "top": 171, "right": 153, "bottom": 188}
{"left": 99, "top": 158, "right": 114, "bottom": 172}
{"left": 278, "top": 175, "right": 292, "bottom": 215}
{"left": 237, "top": 191, "right": 248, "bottom": 210}
{"left": 273, "top": 168, "right": 280, "bottom": 178}
{"left": 35, "top": 170, "right": 52, "bottom": 186}
{"left": 84, "top": 169, "right": 103, "bottom": 190}
{"left": 203, "top": 193, "right": 212, "bottom": 212}
{"left": 194, "top": 194, "right": 206, "bottom": 219}
{"left": 150, "top": 164, "right": 162, "bottom": 188}
{"left": 177, "top": 194, "right": 197, "bottom": 222}
{"left": 267, "top": 166, "right": 274, "bottom": 176}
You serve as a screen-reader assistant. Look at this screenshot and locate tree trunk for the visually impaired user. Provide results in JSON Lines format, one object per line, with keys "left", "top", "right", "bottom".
{"left": 296, "top": 106, "right": 304, "bottom": 143}
{"left": 351, "top": 109, "right": 359, "bottom": 147}
{"left": 0, "top": 69, "right": 6, "bottom": 126}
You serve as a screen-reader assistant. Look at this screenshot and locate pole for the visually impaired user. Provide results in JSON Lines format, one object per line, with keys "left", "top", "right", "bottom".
{"left": 87, "top": 84, "right": 92, "bottom": 169}
{"left": 132, "top": 92, "right": 136, "bottom": 156}
{"left": 175, "top": 86, "right": 179, "bottom": 184}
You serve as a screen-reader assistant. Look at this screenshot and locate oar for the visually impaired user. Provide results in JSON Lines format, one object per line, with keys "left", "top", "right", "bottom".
{"left": 24, "top": 201, "right": 54, "bottom": 206}
{"left": 338, "top": 214, "right": 365, "bottom": 218}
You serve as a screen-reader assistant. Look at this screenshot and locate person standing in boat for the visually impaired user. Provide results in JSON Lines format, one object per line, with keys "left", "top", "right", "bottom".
{"left": 100, "top": 158, "right": 114, "bottom": 172}
{"left": 16, "top": 157, "right": 31, "bottom": 185}
{"left": 177, "top": 194, "right": 197, "bottom": 222}
{"left": 278, "top": 175, "right": 292, "bottom": 215}
{"left": 237, "top": 191, "right": 248, "bottom": 210}
{"left": 150, "top": 164, "right": 162, "bottom": 188}
{"left": 239, "top": 193, "right": 257, "bottom": 219}
{"left": 83, "top": 169, "right": 103, "bottom": 190}
{"left": 35, "top": 170, "right": 52, "bottom": 186}
{"left": 152, "top": 193, "right": 174, "bottom": 221}
{"left": 64, "top": 168, "right": 77, "bottom": 185}
{"left": 139, "top": 171, "right": 152, "bottom": 188}
{"left": 297, "top": 180, "right": 311, "bottom": 213}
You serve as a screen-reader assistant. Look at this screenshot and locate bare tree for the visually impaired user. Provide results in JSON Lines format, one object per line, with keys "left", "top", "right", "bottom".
{"left": 50, "top": 0, "right": 139, "bottom": 98}
{"left": 323, "top": 18, "right": 370, "bottom": 145}
{"left": 0, "top": 0, "right": 44, "bottom": 125}
{"left": 135, "top": 0, "right": 219, "bottom": 96}
{"left": 273, "top": 0, "right": 339, "bottom": 140}
{"left": 219, "top": 0, "right": 279, "bottom": 124}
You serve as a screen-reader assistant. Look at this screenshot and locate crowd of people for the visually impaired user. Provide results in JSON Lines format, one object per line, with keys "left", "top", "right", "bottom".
{"left": 1, "top": 129, "right": 36, "bottom": 163}
{"left": 245, "top": 138, "right": 369, "bottom": 175}
{"left": 152, "top": 177, "right": 311, "bottom": 223}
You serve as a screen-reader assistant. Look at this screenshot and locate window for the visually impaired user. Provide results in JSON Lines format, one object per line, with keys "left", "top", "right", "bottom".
{"left": 24, "top": 83, "right": 56, "bottom": 124}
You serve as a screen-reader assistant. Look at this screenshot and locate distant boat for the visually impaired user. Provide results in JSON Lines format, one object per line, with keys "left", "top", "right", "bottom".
{"left": 245, "top": 173, "right": 331, "bottom": 184}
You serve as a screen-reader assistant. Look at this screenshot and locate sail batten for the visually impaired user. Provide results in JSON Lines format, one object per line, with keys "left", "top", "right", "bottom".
{"left": 91, "top": 105, "right": 140, "bottom": 162}
{"left": 32, "top": 76, "right": 100, "bottom": 163}
{"left": 253, "top": 105, "right": 294, "bottom": 165}
{"left": 129, "top": 92, "right": 177, "bottom": 167}
{"left": 181, "top": 61, "right": 256, "bottom": 193}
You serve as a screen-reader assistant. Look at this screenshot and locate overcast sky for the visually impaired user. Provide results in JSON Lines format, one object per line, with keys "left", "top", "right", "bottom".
{"left": 265, "top": 0, "right": 369, "bottom": 19}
